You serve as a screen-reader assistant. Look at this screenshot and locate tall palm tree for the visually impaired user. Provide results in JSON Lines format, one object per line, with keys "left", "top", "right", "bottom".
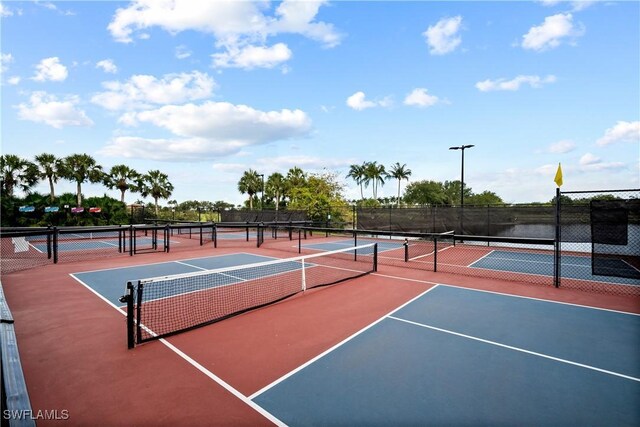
{"left": 60, "top": 154, "right": 104, "bottom": 207}
{"left": 34, "top": 153, "right": 63, "bottom": 202}
{"left": 387, "top": 162, "right": 412, "bottom": 207}
{"left": 266, "top": 172, "right": 286, "bottom": 212}
{"left": 103, "top": 165, "right": 140, "bottom": 203}
{"left": 285, "top": 167, "right": 307, "bottom": 204}
{"left": 237, "top": 169, "right": 262, "bottom": 210}
{"left": 346, "top": 163, "right": 366, "bottom": 200}
{"left": 365, "top": 161, "right": 386, "bottom": 199}
{"left": 0, "top": 154, "right": 38, "bottom": 197}
{"left": 138, "top": 170, "right": 174, "bottom": 216}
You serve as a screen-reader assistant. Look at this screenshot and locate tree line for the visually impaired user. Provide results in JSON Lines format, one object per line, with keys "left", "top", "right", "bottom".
{"left": 0, "top": 153, "right": 174, "bottom": 215}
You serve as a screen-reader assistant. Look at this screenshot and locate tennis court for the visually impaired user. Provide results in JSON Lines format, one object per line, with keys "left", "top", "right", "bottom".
{"left": 1, "top": 226, "right": 639, "bottom": 425}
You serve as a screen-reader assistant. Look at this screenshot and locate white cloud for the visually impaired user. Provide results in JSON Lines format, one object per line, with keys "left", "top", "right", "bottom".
{"left": 96, "top": 59, "right": 118, "bottom": 74}
{"left": 212, "top": 43, "right": 292, "bottom": 69}
{"left": 92, "top": 71, "right": 215, "bottom": 111}
{"left": 101, "top": 101, "right": 312, "bottom": 161}
{"left": 547, "top": 139, "right": 576, "bottom": 153}
{"left": 403, "top": 88, "right": 440, "bottom": 108}
{"left": 7, "top": 76, "right": 21, "bottom": 85}
{"left": 475, "top": 75, "right": 557, "bottom": 91}
{"left": 521, "top": 13, "right": 584, "bottom": 51}
{"left": 1, "top": 53, "right": 13, "bottom": 73}
{"left": 107, "top": 0, "right": 340, "bottom": 69}
{"left": 1, "top": 4, "right": 14, "bottom": 17}
{"left": 578, "top": 152, "right": 625, "bottom": 171}
{"left": 538, "top": 1, "right": 596, "bottom": 11}
{"left": 596, "top": 121, "right": 640, "bottom": 146}
{"left": 346, "top": 91, "right": 392, "bottom": 111}
{"left": 579, "top": 152, "right": 600, "bottom": 165}
{"left": 175, "top": 45, "right": 192, "bottom": 59}
{"left": 33, "top": 57, "right": 68, "bottom": 82}
{"left": 212, "top": 163, "right": 247, "bottom": 173}
{"left": 423, "top": 16, "right": 463, "bottom": 55}
{"left": 257, "top": 155, "right": 352, "bottom": 170}
{"left": 16, "top": 91, "right": 93, "bottom": 129}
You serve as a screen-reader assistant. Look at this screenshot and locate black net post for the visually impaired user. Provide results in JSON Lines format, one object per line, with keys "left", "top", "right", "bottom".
{"left": 554, "top": 188, "right": 561, "bottom": 288}
{"left": 213, "top": 223, "right": 217, "bottom": 248}
{"left": 373, "top": 243, "right": 378, "bottom": 272}
{"left": 434, "top": 237, "right": 439, "bottom": 272}
{"left": 404, "top": 238, "right": 409, "bottom": 262}
{"left": 165, "top": 225, "right": 170, "bottom": 252}
{"left": 135, "top": 283, "right": 143, "bottom": 345}
{"left": 245, "top": 222, "right": 250, "bottom": 242}
{"left": 129, "top": 225, "right": 134, "bottom": 256}
{"left": 199, "top": 224, "right": 203, "bottom": 246}
{"left": 52, "top": 226, "right": 58, "bottom": 264}
{"left": 46, "top": 226, "right": 52, "bottom": 259}
{"left": 298, "top": 228, "right": 301, "bottom": 254}
{"left": 125, "top": 282, "right": 135, "bottom": 349}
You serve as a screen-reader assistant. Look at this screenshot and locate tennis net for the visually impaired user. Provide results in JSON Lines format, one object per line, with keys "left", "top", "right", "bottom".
{"left": 123, "top": 242, "right": 378, "bottom": 347}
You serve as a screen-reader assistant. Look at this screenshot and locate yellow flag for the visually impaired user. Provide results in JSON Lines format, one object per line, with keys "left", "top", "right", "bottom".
{"left": 554, "top": 163, "right": 563, "bottom": 187}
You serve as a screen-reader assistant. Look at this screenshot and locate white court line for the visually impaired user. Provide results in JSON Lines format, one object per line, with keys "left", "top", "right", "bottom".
{"left": 370, "top": 272, "right": 640, "bottom": 316}
{"left": 388, "top": 315, "right": 640, "bottom": 383}
{"left": 409, "top": 244, "right": 454, "bottom": 261}
{"left": 173, "top": 261, "right": 208, "bottom": 271}
{"left": 27, "top": 241, "right": 43, "bottom": 253}
{"left": 248, "top": 285, "right": 440, "bottom": 400}
{"left": 68, "top": 273, "right": 285, "bottom": 426}
{"left": 621, "top": 259, "right": 640, "bottom": 274}
{"left": 467, "top": 249, "right": 495, "bottom": 267}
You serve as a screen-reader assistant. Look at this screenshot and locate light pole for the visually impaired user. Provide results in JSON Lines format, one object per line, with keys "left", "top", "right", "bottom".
{"left": 449, "top": 144, "right": 474, "bottom": 235}
{"left": 258, "top": 174, "right": 265, "bottom": 210}
{"left": 448, "top": 145, "right": 475, "bottom": 208}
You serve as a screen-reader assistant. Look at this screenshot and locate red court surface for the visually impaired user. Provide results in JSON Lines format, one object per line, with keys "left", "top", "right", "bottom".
{"left": 2, "top": 243, "right": 639, "bottom": 425}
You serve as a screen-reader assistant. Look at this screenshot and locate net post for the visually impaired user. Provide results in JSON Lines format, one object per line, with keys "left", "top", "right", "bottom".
{"left": 52, "top": 226, "right": 58, "bottom": 264}
{"left": 118, "top": 226, "right": 122, "bottom": 253}
{"left": 354, "top": 231, "right": 358, "bottom": 261}
{"left": 164, "top": 225, "right": 170, "bottom": 252}
{"left": 298, "top": 228, "right": 301, "bottom": 254}
{"left": 433, "top": 237, "right": 438, "bottom": 272}
{"left": 213, "top": 223, "right": 217, "bottom": 248}
{"left": 46, "top": 226, "right": 52, "bottom": 259}
{"left": 404, "top": 238, "right": 409, "bottom": 262}
{"left": 199, "top": 224, "right": 203, "bottom": 246}
{"left": 129, "top": 225, "right": 134, "bottom": 256}
{"left": 246, "top": 222, "right": 249, "bottom": 242}
{"left": 373, "top": 243, "right": 378, "bottom": 272}
{"left": 135, "top": 283, "right": 143, "bottom": 345}
{"left": 301, "top": 258, "right": 307, "bottom": 292}
{"left": 125, "top": 282, "right": 135, "bottom": 349}
{"left": 554, "top": 187, "right": 561, "bottom": 288}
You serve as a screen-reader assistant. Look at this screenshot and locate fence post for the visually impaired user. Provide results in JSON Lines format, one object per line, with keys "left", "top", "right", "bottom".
{"left": 554, "top": 188, "right": 561, "bottom": 288}
{"left": 352, "top": 205, "right": 356, "bottom": 230}
{"left": 46, "top": 226, "right": 52, "bottom": 259}
{"left": 52, "top": 226, "right": 58, "bottom": 264}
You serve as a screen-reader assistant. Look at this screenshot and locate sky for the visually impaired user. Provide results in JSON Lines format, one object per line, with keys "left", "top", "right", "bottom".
{"left": 1, "top": 0, "right": 639, "bottom": 207}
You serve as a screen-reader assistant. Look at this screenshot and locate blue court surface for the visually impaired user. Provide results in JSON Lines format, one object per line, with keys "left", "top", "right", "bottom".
{"left": 304, "top": 238, "right": 403, "bottom": 254}
{"left": 251, "top": 285, "right": 640, "bottom": 425}
{"left": 472, "top": 250, "right": 640, "bottom": 285}
{"left": 71, "top": 253, "right": 279, "bottom": 306}
{"left": 30, "top": 237, "right": 172, "bottom": 253}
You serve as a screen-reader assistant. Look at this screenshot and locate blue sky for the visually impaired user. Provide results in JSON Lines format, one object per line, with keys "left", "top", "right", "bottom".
{"left": 1, "top": 0, "right": 639, "bottom": 206}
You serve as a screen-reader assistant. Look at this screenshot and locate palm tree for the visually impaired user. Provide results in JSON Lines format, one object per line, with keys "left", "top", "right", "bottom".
{"left": 346, "top": 163, "right": 366, "bottom": 200}
{"left": 138, "top": 170, "right": 174, "bottom": 216}
{"left": 365, "top": 161, "right": 386, "bottom": 199}
{"left": 103, "top": 165, "right": 140, "bottom": 203}
{"left": 387, "top": 162, "right": 412, "bottom": 207}
{"left": 60, "top": 154, "right": 104, "bottom": 207}
{"left": 0, "top": 154, "right": 38, "bottom": 197}
{"left": 34, "top": 153, "right": 63, "bottom": 203}
{"left": 285, "top": 167, "right": 307, "bottom": 205}
{"left": 266, "top": 172, "right": 286, "bottom": 212}
{"left": 237, "top": 169, "right": 262, "bottom": 210}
